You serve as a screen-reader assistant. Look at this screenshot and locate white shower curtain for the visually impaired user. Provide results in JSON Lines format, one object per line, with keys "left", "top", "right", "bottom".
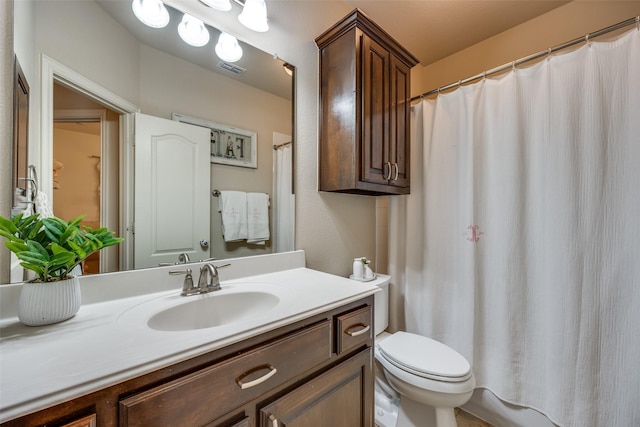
{"left": 273, "top": 144, "right": 295, "bottom": 252}
{"left": 389, "top": 28, "right": 640, "bottom": 427}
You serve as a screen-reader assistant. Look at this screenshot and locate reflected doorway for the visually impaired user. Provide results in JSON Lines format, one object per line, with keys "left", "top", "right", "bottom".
{"left": 53, "top": 82, "right": 120, "bottom": 274}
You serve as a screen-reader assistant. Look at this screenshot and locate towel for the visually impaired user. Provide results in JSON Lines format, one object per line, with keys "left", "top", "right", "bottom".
{"left": 218, "top": 191, "right": 247, "bottom": 242}
{"left": 34, "top": 191, "right": 54, "bottom": 218}
{"left": 246, "top": 192, "right": 270, "bottom": 245}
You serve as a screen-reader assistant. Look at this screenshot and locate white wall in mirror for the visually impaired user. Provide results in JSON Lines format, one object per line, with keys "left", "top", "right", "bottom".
{"left": 6, "top": 0, "right": 294, "bottom": 281}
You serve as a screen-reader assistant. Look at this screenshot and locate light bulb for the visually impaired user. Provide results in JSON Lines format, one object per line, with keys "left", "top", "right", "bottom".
{"left": 178, "top": 13, "right": 210, "bottom": 47}
{"left": 238, "top": 0, "right": 269, "bottom": 33}
{"left": 215, "top": 32, "right": 243, "bottom": 63}
{"left": 131, "top": 0, "right": 170, "bottom": 29}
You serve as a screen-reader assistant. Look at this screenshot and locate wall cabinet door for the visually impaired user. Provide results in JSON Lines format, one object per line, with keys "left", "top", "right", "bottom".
{"left": 259, "top": 348, "right": 373, "bottom": 427}
{"left": 361, "top": 34, "right": 390, "bottom": 187}
{"left": 316, "top": 10, "right": 418, "bottom": 196}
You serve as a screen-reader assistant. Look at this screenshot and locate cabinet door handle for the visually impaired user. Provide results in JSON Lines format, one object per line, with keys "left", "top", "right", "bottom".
{"left": 392, "top": 163, "right": 399, "bottom": 181}
{"left": 236, "top": 364, "right": 278, "bottom": 390}
{"left": 384, "top": 162, "right": 392, "bottom": 180}
{"left": 269, "top": 414, "right": 279, "bottom": 427}
{"left": 345, "top": 323, "right": 370, "bottom": 337}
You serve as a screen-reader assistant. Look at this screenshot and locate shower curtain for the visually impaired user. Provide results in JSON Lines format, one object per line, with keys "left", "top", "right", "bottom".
{"left": 389, "top": 28, "right": 640, "bottom": 427}
{"left": 272, "top": 143, "right": 294, "bottom": 252}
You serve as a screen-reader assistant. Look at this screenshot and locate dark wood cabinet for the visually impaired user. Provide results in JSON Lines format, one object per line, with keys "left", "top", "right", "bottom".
{"left": 316, "top": 9, "right": 418, "bottom": 195}
{"left": 1, "top": 297, "right": 374, "bottom": 427}
{"left": 259, "top": 348, "right": 373, "bottom": 427}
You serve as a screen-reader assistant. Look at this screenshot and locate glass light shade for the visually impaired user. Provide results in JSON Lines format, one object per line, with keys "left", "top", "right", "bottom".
{"left": 178, "top": 13, "right": 210, "bottom": 47}
{"left": 199, "top": 0, "right": 232, "bottom": 12}
{"left": 131, "top": 0, "right": 170, "bottom": 28}
{"left": 215, "top": 32, "right": 243, "bottom": 62}
{"left": 238, "top": 0, "right": 269, "bottom": 32}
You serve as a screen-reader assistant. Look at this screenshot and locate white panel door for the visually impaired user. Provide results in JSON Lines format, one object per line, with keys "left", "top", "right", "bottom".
{"left": 134, "top": 113, "right": 210, "bottom": 269}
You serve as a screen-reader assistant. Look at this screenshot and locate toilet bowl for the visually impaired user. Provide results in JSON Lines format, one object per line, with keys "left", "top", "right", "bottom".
{"left": 372, "top": 275, "right": 475, "bottom": 427}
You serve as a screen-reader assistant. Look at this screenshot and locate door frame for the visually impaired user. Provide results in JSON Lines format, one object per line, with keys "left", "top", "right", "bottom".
{"left": 40, "top": 55, "right": 139, "bottom": 270}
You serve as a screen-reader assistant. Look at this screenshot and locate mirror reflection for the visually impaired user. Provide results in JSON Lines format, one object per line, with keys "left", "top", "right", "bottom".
{"left": 10, "top": 0, "right": 294, "bottom": 281}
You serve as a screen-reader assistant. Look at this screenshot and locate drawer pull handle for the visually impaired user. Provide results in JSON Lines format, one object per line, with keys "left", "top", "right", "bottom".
{"left": 393, "top": 162, "right": 399, "bottom": 181}
{"left": 269, "top": 414, "right": 279, "bottom": 427}
{"left": 345, "top": 324, "right": 370, "bottom": 337}
{"left": 236, "top": 365, "right": 278, "bottom": 390}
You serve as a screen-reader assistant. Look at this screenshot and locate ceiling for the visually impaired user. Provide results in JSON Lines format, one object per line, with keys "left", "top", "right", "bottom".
{"left": 343, "top": 0, "right": 569, "bottom": 65}
{"left": 96, "top": 0, "right": 569, "bottom": 96}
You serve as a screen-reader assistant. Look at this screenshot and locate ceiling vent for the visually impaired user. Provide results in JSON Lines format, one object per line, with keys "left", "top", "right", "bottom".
{"left": 217, "top": 62, "right": 246, "bottom": 75}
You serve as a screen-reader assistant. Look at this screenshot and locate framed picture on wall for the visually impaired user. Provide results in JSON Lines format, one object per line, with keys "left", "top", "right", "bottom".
{"left": 172, "top": 113, "right": 257, "bottom": 169}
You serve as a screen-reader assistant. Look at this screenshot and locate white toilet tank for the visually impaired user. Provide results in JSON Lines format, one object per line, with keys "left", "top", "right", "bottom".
{"left": 372, "top": 274, "right": 391, "bottom": 335}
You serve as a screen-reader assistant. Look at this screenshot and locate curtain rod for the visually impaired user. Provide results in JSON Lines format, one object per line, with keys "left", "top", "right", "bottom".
{"left": 411, "top": 16, "right": 639, "bottom": 101}
{"left": 273, "top": 141, "right": 291, "bottom": 150}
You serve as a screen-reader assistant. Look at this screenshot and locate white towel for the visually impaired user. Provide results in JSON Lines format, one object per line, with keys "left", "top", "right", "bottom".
{"left": 34, "top": 191, "right": 54, "bottom": 218}
{"left": 218, "top": 191, "right": 247, "bottom": 242}
{"left": 246, "top": 192, "right": 270, "bottom": 245}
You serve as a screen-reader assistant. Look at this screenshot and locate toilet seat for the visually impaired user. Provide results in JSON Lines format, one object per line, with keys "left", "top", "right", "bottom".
{"left": 377, "top": 332, "right": 472, "bottom": 383}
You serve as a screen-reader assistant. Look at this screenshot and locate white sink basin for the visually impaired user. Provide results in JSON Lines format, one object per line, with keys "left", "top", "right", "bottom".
{"left": 148, "top": 291, "right": 279, "bottom": 331}
{"left": 117, "top": 282, "right": 286, "bottom": 332}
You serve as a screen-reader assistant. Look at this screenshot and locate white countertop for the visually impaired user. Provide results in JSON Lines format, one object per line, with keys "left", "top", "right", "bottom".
{"left": 0, "top": 251, "right": 380, "bottom": 423}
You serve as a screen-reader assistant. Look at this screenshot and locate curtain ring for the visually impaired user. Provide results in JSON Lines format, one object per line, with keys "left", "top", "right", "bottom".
{"left": 546, "top": 48, "right": 552, "bottom": 60}
{"left": 482, "top": 71, "right": 486, "bottom": 81}
{"left": 636, "top": 16, "right": 639, "bottom": 31}
{"left": 511, "top": 60, "right": 516, "bottom": 71}
{"left": 585, "top": 34, "right": 591, "bottom": 45}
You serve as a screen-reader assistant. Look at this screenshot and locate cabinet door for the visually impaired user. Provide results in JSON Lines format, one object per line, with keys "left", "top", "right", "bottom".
{"left": 389, "top": 55, "right": 411, "bottom": 189}
{"left": 361, "top": 34, "right": 390, "bottom": 186}
{"left": 259, "top": 348, "right": 373, "bottom": 427}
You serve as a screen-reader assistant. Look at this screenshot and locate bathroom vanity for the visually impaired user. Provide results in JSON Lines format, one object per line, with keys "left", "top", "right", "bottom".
{"left": 0, "top": 251, "right": 377, "bottom": 427}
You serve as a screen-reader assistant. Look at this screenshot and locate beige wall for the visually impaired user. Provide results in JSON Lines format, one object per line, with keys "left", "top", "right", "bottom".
{"left": 52, "top": 126, "right": 101, "bottom": 223}
{"left": 412, "top": 1, "right": 640, "bottom": 97}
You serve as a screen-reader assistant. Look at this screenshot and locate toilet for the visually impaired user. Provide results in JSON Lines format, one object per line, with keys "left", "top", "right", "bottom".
{"left": 372, "top": 275, "right": 475, "bottom": 427}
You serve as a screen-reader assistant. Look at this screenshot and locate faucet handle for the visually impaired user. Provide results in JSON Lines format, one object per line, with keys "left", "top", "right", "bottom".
{"left": 170, "top": 268, "right": 197, "bottom": 296}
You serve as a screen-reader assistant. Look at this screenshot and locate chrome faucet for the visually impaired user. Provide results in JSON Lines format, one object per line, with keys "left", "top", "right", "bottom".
{"left": 197, "top": 263, "right": 231, "bottom": 293}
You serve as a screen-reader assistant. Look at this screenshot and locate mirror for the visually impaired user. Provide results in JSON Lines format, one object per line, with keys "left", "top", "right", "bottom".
{"left": 10, "top": 0, "right": 294, "bottom": 281}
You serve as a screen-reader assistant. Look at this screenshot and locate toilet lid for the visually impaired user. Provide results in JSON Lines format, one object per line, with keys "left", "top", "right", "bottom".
{"left": 377, "top": 332, "right": 472, "bottom": 382}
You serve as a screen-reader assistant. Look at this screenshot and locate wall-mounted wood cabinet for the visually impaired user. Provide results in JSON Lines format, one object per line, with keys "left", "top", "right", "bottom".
{"left": 316, "top": 9, "right": 418, "bottom": 195}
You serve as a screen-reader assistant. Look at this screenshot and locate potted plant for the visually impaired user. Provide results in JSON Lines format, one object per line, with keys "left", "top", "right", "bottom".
{"left": 0, "top": 213, "right": 123, "bottom": 326}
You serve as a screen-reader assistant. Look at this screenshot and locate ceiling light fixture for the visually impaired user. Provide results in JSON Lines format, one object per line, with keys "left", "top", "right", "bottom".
{"left": 199, "top": 0, "right": 232, "bottom": 12}
{"left": 131, "top": 0, "right": 170, "bottom": 28}
{"left": 215, "top": 32, "right": 243, "bottom": 62}
{"left": 178, "top": 13, "right": 210, "bottom": 47}
{"left": 238, "top": 0, "right": 269, "bottom": 33}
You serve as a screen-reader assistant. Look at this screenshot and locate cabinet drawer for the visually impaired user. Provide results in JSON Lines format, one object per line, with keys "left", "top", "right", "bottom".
{"left": 120, "top": 320, "right": 331, "bottom": 427}
{"left": 336, "top": 306, "right": 372, "bottom": 355}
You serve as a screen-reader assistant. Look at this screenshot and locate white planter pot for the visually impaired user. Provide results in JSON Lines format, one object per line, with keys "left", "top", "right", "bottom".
{"left": 18, "top": 276, "right": 81, "bottom": 326}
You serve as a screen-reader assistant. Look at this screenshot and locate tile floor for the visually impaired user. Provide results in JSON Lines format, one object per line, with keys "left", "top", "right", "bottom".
{"left": 455, "top": 408, "right": 493, "bottom": 427}
{"left": 375, "top": 408, "right": 493, "bottom": 427}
